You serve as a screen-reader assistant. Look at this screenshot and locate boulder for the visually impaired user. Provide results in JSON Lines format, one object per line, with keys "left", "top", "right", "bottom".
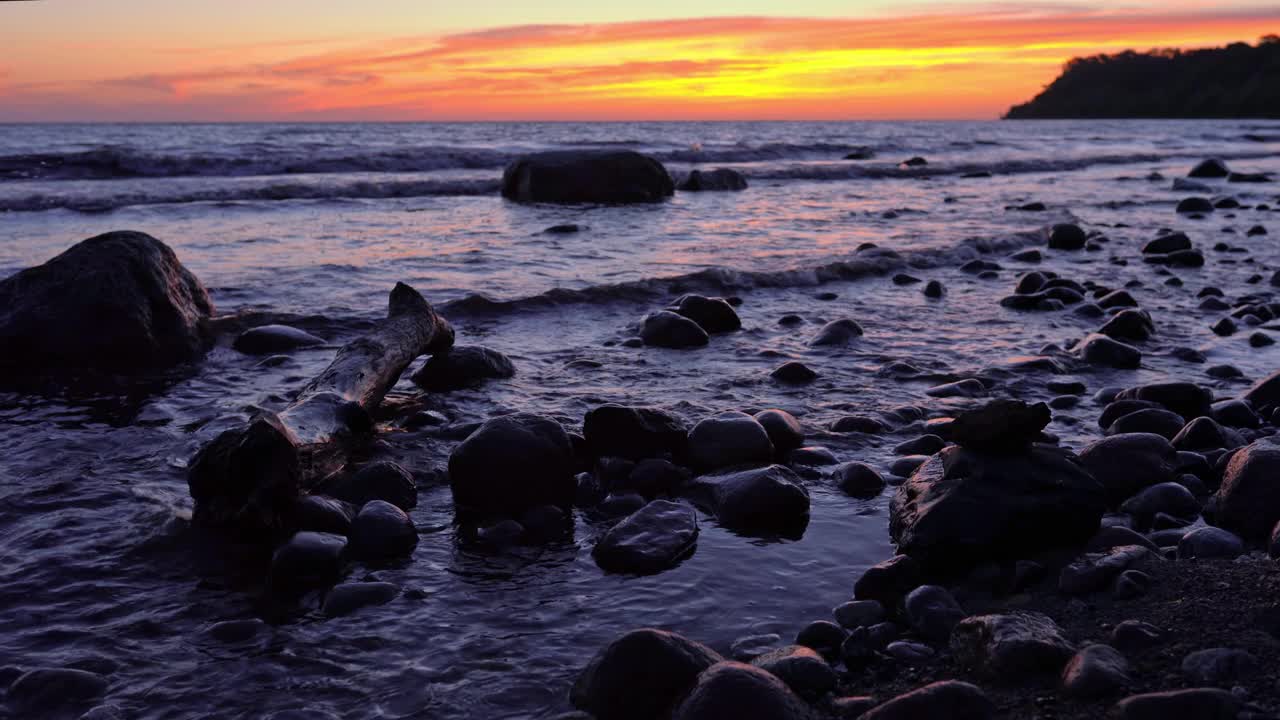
{"left": 233, "top": 325, "right": 324, "bottom": 354}
{"left": 1059, "top": 545, "right": 1162, "bottom": 595}
{"left": 672, "top": 662, "right": 814, "bottom": 720}
{"left": 771, "top": 362, "right": 818, "bottom": 384}
{"left": 678, "top": 168, "right": 748, "bottom": 192}
{"left": 1061, "top": 644, "right": 1130, "bottom": 697}
{"left": 624, "top": 458, "right": 690, "bottom": 498}
{"left": 1110, "top": 620, "right": 1165, "bottom": 653}
{"left": 1177, "top": 527, "right": 1244, "bottom": 559}
{"left": 1077, "top": 334, "right": 1140, "bottom": 368}
{"left": 754, "top": 410, "right": 804, "bottom": 454}
{"left": 1107, "top": 409, "right": 1186, "bottom": 440}
{"left": 951, "top": 612, "right": 1075, "bottom": 680}
{"left": 0, "top": 231, "right": 214, "bottom": 374}
{"left": 322, "top": 581, "right": 399, "bottom": 617}
{"left": 1111, "top": 688, "right": 1240, "bottom": 720}
{"left": 889, "top": 446, "right": 1105, "bottom": 571}
{"left": 321, "top": 461, "right": 417, "bottom": 511}
{"left": 687, "top": 411, "right": 774, "bottom": 472}
{"left": 1213, "top": 439, "right": 1280, "bottom": 540}
{"left": 1100, "top": 309, "right": 1155, "bottom": 342}
{"left": 410, "top": 345, "right": 515, "bottom": 391}
{"left": 810, "top": 319, "right": 864, "bottom": 346}
{"left": 1079, "top": 434, "right": 1178, "bottom": 505}
{"left": 583, "top": 404, "right": 687, "bottom": 461}
{"left": 1048, "top": 224, "right": 1087, "bottom": 250}
{"left": 853, "top": 554, "right": 923, "bottom": 607}
{"left": 903, "top": 585, "right": 966, "bottom": 642}
{"left": 749, "top": 645, "right": 837, "bottom": 698}
{"left": 502, "top": 150, "right": 674, "bottom": 203}
{"left": 1188, "top": 159, "right": 1230, "bottom": 178}
{"left": 641, "top": 311, "right": 710, "bottom": 348}
{"left": 348, "top": 500, "right": 417, "bottom": 559}
{"left": 834, "top": 462, "right": 886, "bottom": 499}
{"left": 1142, "top": 232, "right": 1192, "bottom": 254}
{"left": 672, "top": 295, "right": 741, "bottom": 333}
{"left": 1243, "top": 369, "right": 1280, "bottom": 409}
{"left": 269, "top": 531, "right": 347, "bottom": 591}
{"left": 1119, "top": 482, "right": 1199, "bottom": 523}
{"left": 794, "top": 621, "right": 847, "bottom": 662}
{"left": 571, "top": 629, "right": 723, "bottom": 720}
{"left": 683, "top": 465, "right": 809, "bottom": 535}
{"left": 448, "top": 413, "right": 576, "bottom": 514}
{"left": 1115, "top": 382, "right": 1213, "bottom": 422}
{"left": 1171, "top": 417, "right": 1243, "bottom": 452}
{"left": 1181, "top": 648, "right": 1257, "bottom": 685}
{"left": 593, "top": 500, "right": 699, "bottom": 574}
{"left": 833, "top": 600, "right": 885, "bottom": 630}
{"left": 948, "top": 399, "right": 1050, "bottom": 453}
{"left": 861, "top": 681, "right": 994, "bottom": 720}
{"left": 1176, "top": 197, "right": 1214, "bottom": 213}
{"left": 289, "top": 494, "right": 357, "bottom": 535}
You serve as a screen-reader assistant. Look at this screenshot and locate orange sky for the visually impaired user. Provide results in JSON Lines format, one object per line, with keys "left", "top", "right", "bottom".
{"left": 0, "top": 3, "right": 1275, "bottom": 120}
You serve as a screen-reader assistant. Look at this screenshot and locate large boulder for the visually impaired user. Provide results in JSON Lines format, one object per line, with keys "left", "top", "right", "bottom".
{"left": 448, "top": 413, "right": 576, "bottom": 514}
{"left": 1243, "top": 369, "right": 1280, "bottom": 410}
{"left": 862, "top": 681, "right": 994, "bottom": 720}
{"left": 572, "top": 629, "right": 723, "bottom": 720}
{"left": 0, "top": 231, "right": 214, "bottom": 374}
{"left": 1115, "top": 382, "right": 1213, "bottom": 422}
{"left": 684, "top": 465, "right": 809, "bottom": 535}
{"left": 1214, "top": 439, "right": 1280, "bottom": 540}
{"left": 754, "top": 409, "right": 804, "bottom": 454}
{"left": 410, "top": 345, "right": 515, "bottom": 391}
{"left": 269, "top": 531, "right": 348, "bottom": 591}
{"left": 687, "top": 411, "right": 774, "bottom": 471}
{"left": 889, "top": 446, "right": 1105, "bottom": 571}
{"left": 672, "top": 661, "right": 814, "bottom": 720}
{"left": 1188, "top": 158, "right": 1230, "bottom": 178}
{"left": 348, "top": 500, "right": 417, "bottom": 559}
{"left": 583, "top": 404, "right": 688, "bottom": 461}
{"left": 593, "top": 500, "right": 699, "bottom": 574}
{"left": 948, "top": 399, "right": 1050, "bottom": 454}
{"left": 672, "top": 295, "right": 741, "bottom": 333}
{"left": 749, "top": 645, "right": 837, "bottom": 698}
{"left": 233, "top": 324, "right": 324, "bottom": 354}
{"left": 951, "top": 612, "right": 1075, "bottom": 680}
{"left": 1078, "top": 434, "right": 1178, "bottom": 506}
{"left": 641, "top": 311, "right": 710, "bottom": 348}
{"left": 502, "top": 150, "right": 674, "bottom": 204}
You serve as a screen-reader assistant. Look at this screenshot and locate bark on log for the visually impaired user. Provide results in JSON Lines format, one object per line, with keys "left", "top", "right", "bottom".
{"left": 188, "top": 283, "right": 453, "bottom": 537}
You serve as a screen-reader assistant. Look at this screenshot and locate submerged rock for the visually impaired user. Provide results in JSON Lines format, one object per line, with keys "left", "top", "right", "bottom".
{"left": 322, "top": 581, "right": 399, "bottom": 617}
{"left": 0, "top": 231, "right": 214, "bottom": 375}
{"left": 1048, "top": 223, "right": 1087, "bottom": 250}
{"left": 322, "top": 461, "right": 417, "bottom": 511}
{"left": 672, "top": 295, "right": 741, "bottom": 334}
{"left": 411, "top": 345, "right": 515, "bottom": 391}
{"left": 1078, "top": 333, "right": 1141, "bottom": 368}
{"left": 502, "top": 150, "right": 674, "bottom": 203}
{"left": 641, "top": 311, "right": 710, "bottom": 349}
{"left": 677, "top": 168, "right": 748, "bottom": 192}
{"left": 348, "top": 500, "right": 417, "bottom": 559}
{"left": 684, "top": 465, "right": 809, "bottom": 535}
{"left": 571, "top": 629, "right": 722, "bottom": 720}
{"left": 810, "top": 319, "right": 864, "bottom": 346}
{"left": 687, "top": 411, "right": 774, "bottom": 472}
{"left": 1188, "top": 158, "right": 1230, "bottom": 178}
{"left": 233, "top": 324, "right": 324, "bottom": 355}
{"left": 448, "top": 413, "right": 576, "bottom": 514}
{"left": 593, "top": 500, "right": 699, "bottom": 574}
{"left": 270, "top": 531, "right": 348, "bottom": 591}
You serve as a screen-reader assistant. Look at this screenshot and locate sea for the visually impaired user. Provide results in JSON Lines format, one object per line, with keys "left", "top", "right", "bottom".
{"left": 1, "top": 120, "right": 1278, "bottom": 719}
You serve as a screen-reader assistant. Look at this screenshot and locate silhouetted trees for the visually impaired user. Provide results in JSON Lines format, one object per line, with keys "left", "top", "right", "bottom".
{"left": 1005, "top": 36, "right": 1280, "bottom": 119}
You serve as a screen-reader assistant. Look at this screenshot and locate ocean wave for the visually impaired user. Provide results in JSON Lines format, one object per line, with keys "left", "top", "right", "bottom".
{"left": 0, "top": 178, "right": 501, "bottom": 213}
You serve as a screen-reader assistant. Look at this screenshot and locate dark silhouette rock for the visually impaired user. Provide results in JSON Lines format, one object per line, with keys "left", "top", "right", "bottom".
{"left": 948, "top": 399, "right": 1050, "bottom": 453}
{"left": 749, "top": 645, "right": 837, "bottom": 698}
{"left": 672, "top": 661, "right": 813, "bottom": 720}
{"left": 593, "top": 500, "right": 699, "bottom": 574}
{"left": 1048, "top": 223, "right": 1087, "bottom": 250}
{"left": 1214, "top": 439, "right": 1280, "bottom": 540}
{"left": 687, "top": 411, "right": 774, "bottom": 471}
{"left": 1189, "top": 159, "right": 1231, "bottom": 178}
{"left": 348, "top": 500, "right": 417, "bottom": 559}
{"left": 322, "top": 581, "right": 399, "bottom": 617}
{"left": 854, "top": 554, "right": 923, "bottom": 607}
{"left": 677, "top": 168, "right": 748, "bottom": 192}
{"left": 234, "top": 325, "right": 324, "bottom": 354}
{"left": 583, "top": 404, "right": 687, "bottom": 461}
{"left": 672, "top": 295, "right": 740, "bottom": 333}
{"left": 1115, "top": 382, "right": 1213, "bottom": 422}
{"left": 641, "top": 311, "right": 709, "bottom": 348}
{"left": 502, "top": 150, "right": 674, "bottom": 203}
{"left": 448, "top": 413, "right": 576, "bottom": 514}
{"left": 321, "top": 460, "right": 417, "bottom": 511}
{"left": 1111, "top": 688, "right": 1239, "bottom": 720}
{"left": 683, "top": 465, "right": 809, "bottom": 535}
{"left": 571, "top": 629, "right": 723, "bottom": 720}
{"left": 1079, "top": 433, "right": 1178, "bottom": 505}
{"left": 861, "top": 681, "right": 994, "bottom": 720}
{"left": 1061, "top": 644, "right": 1130, "bottom": 697}
{"left": 269, "top": 531, "right": 347, "bottom": 591}
{"left": 411, "top": 345, "right": 515, "bottom": 391}
{"left": 754, "top": 409, "right": 804, "bottom": 454}
{"left": 951, "top": 612, "right": 1074, "bottom": 680}
{"left": 0, "top": 231, "right": 214, "bottom": 375}
{"left": 1100, "top": 309, "right": 1155, "bottom": 341}
{"left": 834, "top": 462, "right": 886, "bottom": 499}
{"left": 1078, "top": 333, "right": 1141, "bottom": 368}
{"left": 810, "top": 319, "right": 864, "bottom": 346}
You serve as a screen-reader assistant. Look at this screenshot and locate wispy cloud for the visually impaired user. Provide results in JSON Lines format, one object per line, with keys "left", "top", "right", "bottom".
{"left": 1, "top": 6, "right": 1276, "bottom": 120}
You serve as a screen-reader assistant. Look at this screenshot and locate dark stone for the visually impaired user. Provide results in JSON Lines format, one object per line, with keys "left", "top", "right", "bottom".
{"left": 289, "top": 494, "right": 356, "bottom": 535}
{"left": 270, "top": 531, "right": 347, "bottom": 591}
{"left": 322, "top": 461, "right": 417, "bottom": 511}
{"left": 830, "top": 415, "right": 890, "bottom": 434}
{"left": 853, "top": 554, "right": 923, "bottom": 607}
{"left": 771, "top": 361, "right": 818, "bottom": 384}
{"left": 0, "top": 231, "right": 214, "bottom": 375}
{"left": 1142, "top": 232, "right": 1192, "bottom": 254}
{"left": 348, "top": 500, "right": 417, "bottom": 559}
{"left": 889, "top": 446, "right": 1105, "bottom": 571}
{"left": 234, "top": 325, "right": 324, "bottom": 355}
{"left": 834, "top": 462, "right": 887, "bottom": 499}
{"left": 1188, "top": 159, "right": 1230, "bottom": 178}
{"left": 948, "top": 399, "right": 1050, "bottom": 453}
{"left": 583, "top": 404, "right": 687, "bottom": 461}
{"left": 811, "top": 319, "right": 864, "bottom": 346}
{"left": 1171, "top": 417, "right": 1244, "bottom": 452}
{"left": 925, "top": 379, "right": 987, "bottom": 398}
{"left": 1078, "top": 334, "right": 1141, "bottom": 368}
{"left": 1119, "top": 482, "right": 1199, "bottom": 522}
{"left": 1107, "top": 408, "right": 1186, "bottom": 440}
{"left": 571, "top": 629, "right": 723, "bottom": 720}
{"left": 1100, "top": 309, "right": 1155, "bottom": 342}
{"left": 322, "top": 581, "right": 399, "bottom": 617}
{"left": 1249, "top": 331, "right": 1274, "bottom": 347}
{"left": 1211, "top": 317, "right": 1237, "bottom": 336}
{"left": 448, "top": 413, "right": 576, "bottom": 514}
{"left": 903, "top": 585, "right": 966, "bottom": 642}
{"left": 1110, "top": 620, "right": 1165, "bottom": 653}
{"left": 901, "top": 156, "right": 928, "bottom": 167}
{"left": 1214, "top": 439, "right": 1280, "bottom": 540}
{"left": 187, "top": 415, "right": 301, "bottom": 536}
{"left": 672, "top": 661, "right": 813, "bottom": 720}
{"left": 1061, "top": 644, "right": 1130, "bottom": 697}
{"left": 1177, "top": 527, "right": 1244, "bottom": 559}
{"left": 677, "top": 168, "right": 748, "bottom": 192}
{"left": 749, "top": 645, "right": 837, "bottom": 698}
{"left": 1176, "top": 197, "right": 1214, "bottom": 213}
{"left": 1098, "top": 290, "right": 1138, "bottom": 309}
{"left": 1210, "top": 399, "right": 1259, "bottom": 428}
{"left": 833, "top": 599, "right": 885, "bottom": 630}
{"left": 1181, "top": 648, "right": 1257, "bottom": 685}
{"left": 924, "top": 280, "right": 946, "bottom": 298}
{"left": 787, "top": 446, "right": 838, "bottom": 467}
{"left": 1048, "top": 224, "right": 1087, "bottom": 250}
{"left": 1244, "top": 369, "right": 1280, "bottom": 408}
{"left": 502, "top": 150, "right": 674, "bottom": 204}
{"left": 673, "top": 295, "right": 741, "bottom": 333}
{"left": 754, "top": 410, "right": 804, "bottom": 454}
{"left": 683, "top": 464, "right": 808, "bottom": 535}
{"left": 411, "top": 346, "right": 515, "bottom": 391}
{"left": 950, "top": 612, "right": 1074, "bottom": 680}
{"left": 1099, "top": 400, "right": 1162, "bottom": 430}
{"left": 641, "top": 311, "right": 709, "bottom": 348}
{"left": 1112, "top": 688, "right": 1239, "bottom": 720}
{"left": 1059, "top": 545, "right": 1161, "bottom": 595}
{"left": 593, "top": 500, "right": 698, "bottom": 574}
{"left": 794, "top": 621, "right": 847, "bottom": 662}
{"left": 893, "top": 273, "right": 921, "bottom": 286}
{"left": 860, "top": 681, "right": 994, "bottom": 720}
{"left": 894, "top": 435, "right": 946, "bottom": 456}
{"left": 687, "top": 411, "right": 774, "bottom": 471}
{"left": 1115, "top": 382, "right": 1213, "bottom": 423}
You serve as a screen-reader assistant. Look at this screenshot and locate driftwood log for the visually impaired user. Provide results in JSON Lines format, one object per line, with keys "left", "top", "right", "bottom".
{"left": 188, "top": 282, "right": 454, "bottom": 538}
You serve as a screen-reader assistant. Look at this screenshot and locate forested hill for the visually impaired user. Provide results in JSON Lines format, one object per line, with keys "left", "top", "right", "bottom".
{"left": 1005, "top": 36, "right": 1280, "bottom": 119}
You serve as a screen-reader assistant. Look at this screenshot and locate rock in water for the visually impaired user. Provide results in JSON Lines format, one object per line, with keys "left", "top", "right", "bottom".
{"left": 854, "top": 554, "right": 923, "bottom": 607}
{"left": 322, "top": 581, "right": 399, "bottom": 617}
{"left": 348, "top": 500, "right": 417, "bottom": 559}
{"left": 572, "top": 629, "right": 723, "bottom": 720}
{"left": 672, "top": 295, "right": 741, "bottom": 333}
{"left": 1048, "top": 223, "right": 1087, "bottom": 250}
{"left": 233, "top": 325, "right": 324, "bottom": 355}
{"left": 448, "top": 413, "right": 576, "bottom": 514}
{"left": 593, "top": 500, "right": 699, "bottom": 574}
{"left": 951, "top": 612, "right": 1075, "bottom": 680}
{"left": 687, "top": 411, "right": 774, "bottom": 471}
{"left": 1188, "top": 158, "right": 1230, "bottom": 178}
{"left": 677, "top": 168, "right": 748, "bottom": 192}
{"left": 321, "top": 460, "right": 417, "bottom": 511}
{"left": 501, "top": 150, "right": 674, "bottom": 204}
{"left": 754, "top": 409, "right": 804, "bottom": 454}
{"left": 1078, "top": 333, "right": 1141, "bottom": 368}
{"left": 889, "top": 446, "right": 1104, "bottom": 571}
{"left": 641, "top": 311, "right": 710, "bottom": 348}
{"left": 1078, "top": 433, "right": 1178, "bottom": 505}
{"left": 683, "top": 465, "right": 809, "bottom": 535}
{"left": 949, "top": 399, "right": 1050, "bottom": 453}
{"left": 583, "top": 404, "right": 688, "bottom": 460}
{"left": 289, "top": 494, "right": 357, "bottom": 535}
{"left": 411, "top": 345, "right": 515, "bottom": 391}
{"left": 1214, "top": 439, "right": 1280, "bottom": 541}
{"left": 269, "top": 531, "right": 347, "bottom": 591}
{"left": 810, "top": 319, "right": 864, "bottom": 346}
{"left": 672, "top": 661, "right": 814, "bottom": 720}
{"left": 0, "top": 231, "right": 213, "bottom": 374}
{"left": 861, "top": 681, "right": 994, "bottom": 720}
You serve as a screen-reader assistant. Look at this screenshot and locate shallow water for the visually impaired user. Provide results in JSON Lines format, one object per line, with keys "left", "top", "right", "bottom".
{"left": 1, "top": 120, "right": 1279, "bottom": 719}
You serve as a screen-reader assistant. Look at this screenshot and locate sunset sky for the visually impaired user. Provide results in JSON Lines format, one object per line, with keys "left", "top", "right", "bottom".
{"left": 0, "top": 0, "right": 1275, "bottom": 121}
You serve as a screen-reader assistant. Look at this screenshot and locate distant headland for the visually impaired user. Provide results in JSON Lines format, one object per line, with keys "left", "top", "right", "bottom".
{"left": 1006, "top": 36, "right": 1280, "bottom": 119}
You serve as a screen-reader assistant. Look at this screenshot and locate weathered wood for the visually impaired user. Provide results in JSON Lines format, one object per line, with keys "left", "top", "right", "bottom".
{"left": 188, "top": 283, "right": 453, "bottom": 536}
